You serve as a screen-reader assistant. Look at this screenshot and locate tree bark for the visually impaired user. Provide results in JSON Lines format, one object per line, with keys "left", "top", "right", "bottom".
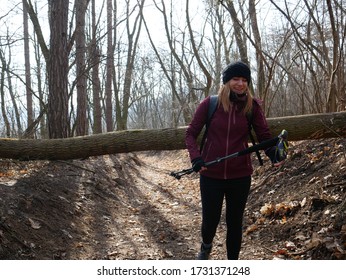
{"left": 0, "top": 112, "right": 345, "bottom": 160}
{"left": 105, "top": 0, "right": 114, "bottom": 132}
{"left": 75, "top": 0, "right": 89, "bottom": 136}
{"left": 90, "top": 0, "right": 102, "bottom": 134}
{"left": 0, "top": 53, "right": 11, "bottom": 137}
{"left": 48, "top": 0, "right": 70, "bottom": 138}
{"left": 248, "top": 0, "right": 265, "bottom": 100}
{"left": 23, "top": 0, "right": 33, "bottom": 137}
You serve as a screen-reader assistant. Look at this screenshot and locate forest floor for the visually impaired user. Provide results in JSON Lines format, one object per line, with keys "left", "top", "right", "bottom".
{"left": 0, "top": 138, "right": 345, "bottom": 260}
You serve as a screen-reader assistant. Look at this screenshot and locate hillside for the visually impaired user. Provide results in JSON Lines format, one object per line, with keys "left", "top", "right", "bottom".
{"left": 0, "top": 138, "right": 345, "bottom": 260}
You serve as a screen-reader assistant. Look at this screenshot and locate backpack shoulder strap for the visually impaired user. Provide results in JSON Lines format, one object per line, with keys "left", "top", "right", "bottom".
{"left": 207, "top": 95, "right": 218, "bottom": 123}
{"left": 200, "top": 95, "right": 218, "bottom": 151}
{"left": 246, "top": 99, "right": 264, "bottom": 165}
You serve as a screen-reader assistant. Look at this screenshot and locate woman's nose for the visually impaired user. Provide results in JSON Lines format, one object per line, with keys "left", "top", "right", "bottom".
{"left": 237, "top": 79, "right": 247, "bottom": 85}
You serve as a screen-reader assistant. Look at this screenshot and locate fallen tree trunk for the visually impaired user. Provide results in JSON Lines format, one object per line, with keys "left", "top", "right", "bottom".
{"left": 0, "top": 111, "right": 345, "bottom": 160}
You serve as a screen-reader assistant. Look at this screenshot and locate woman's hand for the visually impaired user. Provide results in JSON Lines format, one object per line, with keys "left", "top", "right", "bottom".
{"left": 191, "top": 157, "right": 207, "bottom": 173}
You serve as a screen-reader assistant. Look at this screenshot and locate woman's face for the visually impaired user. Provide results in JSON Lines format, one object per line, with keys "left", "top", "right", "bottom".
{"left": 228, "top": 77, "right": 248, "bottom": 94}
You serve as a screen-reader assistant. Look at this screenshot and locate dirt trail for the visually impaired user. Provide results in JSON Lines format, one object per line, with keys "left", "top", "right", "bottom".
{"left": 0, "top": 139, "right": 345, "bottom": 260}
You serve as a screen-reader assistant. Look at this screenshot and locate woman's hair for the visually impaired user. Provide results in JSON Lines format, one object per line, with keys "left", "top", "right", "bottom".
{"left": 217, "top": 83, "right": 253, "bottom": 114}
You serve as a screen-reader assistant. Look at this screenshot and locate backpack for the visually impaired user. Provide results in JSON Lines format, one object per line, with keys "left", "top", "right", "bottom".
{"left": 200, "top": 95, "right": 263, "bottom": 165}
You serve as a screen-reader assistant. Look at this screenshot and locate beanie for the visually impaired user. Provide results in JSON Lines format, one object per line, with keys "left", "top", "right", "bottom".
{"left": 222, "top": 61, "right": 251, "bottom": 84}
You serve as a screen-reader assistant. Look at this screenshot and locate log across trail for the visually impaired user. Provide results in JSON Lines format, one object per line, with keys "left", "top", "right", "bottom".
{"left": 0, "top": 111, "right": 345, "bottom": 160}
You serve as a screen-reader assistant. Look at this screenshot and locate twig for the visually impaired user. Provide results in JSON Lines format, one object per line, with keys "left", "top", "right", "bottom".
{"left": 250, "top": 166, "right": 283, "bottom": 193}
{"left": 262, "top": 246, "right": 277, "bottom": 253}
{"left": 324, "top": 181, "right": 346, "bottom": 188}
{"left": 56, "top": 160, "right": 96, "bottom": 174}
{"left": 287, "top": 246, "right": 315, "bottom": 256}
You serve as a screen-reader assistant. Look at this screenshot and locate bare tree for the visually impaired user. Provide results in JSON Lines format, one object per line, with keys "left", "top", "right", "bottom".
{"left": 186, "top": 0, "right": 213, "bottom": 98}
{"left": 269, "top": 0, "right": 346, "bottom": 113}
{"left": 141, "top": 1, "right": 179, "bottom": 127}
{"left": 0, "top": 50, "right": 11, "bottom": 137}
{"left": 116, "top": 0, "right": 145, "bottom": 131}
{"left": 47, "top": 0, "right": 70, "bottom": 138}
{"left": 0, "top": 33, "right": 22, "bottom": 137}
{"left": 248, "top": 0, "right": 265, "bottom": 99}
{"left": 325, "top": 0, "right": 340, "bottom": 112}
{"left": 203, "top": 1, "right": 231, "bottom": 93}
{"left": 150, "top": 0, "right": 199, "bottom": 125}
{"left": 90, "top": 0, "right": 102, "bottom": 134}
{"left": 75, "top": 0, "right": 89, "bottom": 136}
{"left": 23, "top": 0, "right": 33, "bottom": 138}
{"left": 105, "top": 0, "right": 114, "bottom": 132}
{"left": 221, "top": 0, "right": 249, "bottom": 64}
{"left": 23, "top": 0, "right": 49, "bottom": 63}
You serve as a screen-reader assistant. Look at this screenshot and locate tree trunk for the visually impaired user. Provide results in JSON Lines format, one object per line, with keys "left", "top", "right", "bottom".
{"left": 105, "top": 0, "right": 114, "bottom": 132}
{"left": 248, "top": 0, "right": 265, "bottom": 100}
{"left": 90, "top": 0, "right": 102, "bottom": 134}
{"left": 0, "top": 53, "right": 11, "bottom": 137}
{"left": 0, "top": 112, "right": 345, "bottom": 160}
{"left": 117, "top": 0, "right": 145, "bottom": 131}
{"left": 48, "top": 0, "right": 70, "bottom": 138}
{"left": 75, "top": 0, "right": 89, "bottom": 136}
{"left": 23, "top": 0, "right": 33, "bottom": 137}
{"left": 1, "top": 46, "right": 22, "bottom": 136}
{"left": 23, "top": 0, "right": 49, "bottom": 62}
{"left": 186, "top": 0, "right": 212, "bottom": 98}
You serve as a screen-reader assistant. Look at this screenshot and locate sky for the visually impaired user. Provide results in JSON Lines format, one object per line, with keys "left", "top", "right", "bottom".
{"left": 0, "top": 0, "right": 282, "bottom": 63}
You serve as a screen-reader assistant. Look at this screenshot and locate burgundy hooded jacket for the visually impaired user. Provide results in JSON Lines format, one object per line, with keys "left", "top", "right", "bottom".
{"left": 185, "top": 95, "right": 272, "bottom": 180}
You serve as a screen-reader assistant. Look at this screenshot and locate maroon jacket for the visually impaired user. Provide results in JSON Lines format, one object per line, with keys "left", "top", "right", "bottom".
{"left": 185, "top": 96, "right": 272, "bottom": 179}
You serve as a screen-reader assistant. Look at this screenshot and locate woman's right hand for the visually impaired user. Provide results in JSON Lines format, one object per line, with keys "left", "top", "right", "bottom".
{"left": 191, "top": 157, "right": 207, "bottom": 173}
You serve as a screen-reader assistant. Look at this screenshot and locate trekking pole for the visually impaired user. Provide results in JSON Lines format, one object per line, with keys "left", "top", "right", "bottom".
{"left": 170, "top": 129, "right": 288, "bottom": 180}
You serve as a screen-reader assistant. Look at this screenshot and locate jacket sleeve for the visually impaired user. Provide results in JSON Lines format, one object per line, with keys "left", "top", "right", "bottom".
{"left": 251, "top": 98, "right": 273, "bottom": 144}
{"left": 185, "top": 97, "right": 210, "bottom": 161}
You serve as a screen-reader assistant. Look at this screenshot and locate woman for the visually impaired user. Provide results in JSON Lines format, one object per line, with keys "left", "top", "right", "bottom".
{"left": 185, "top": 61, "right": 281, "bottom": 260}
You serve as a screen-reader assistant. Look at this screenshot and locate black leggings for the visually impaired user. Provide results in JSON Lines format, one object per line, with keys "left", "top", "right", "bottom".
{"left": 200, "top": 175, "right": 251, "bottom": 260}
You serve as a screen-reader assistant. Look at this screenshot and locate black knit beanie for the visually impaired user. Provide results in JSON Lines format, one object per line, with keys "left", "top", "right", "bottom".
{"left": 222, "top": 61, "right": 251, "bottom": 84}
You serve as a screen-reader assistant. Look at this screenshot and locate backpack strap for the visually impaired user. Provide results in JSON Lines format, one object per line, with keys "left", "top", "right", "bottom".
{"left": 200, "top": 95, "right": 218, "bottom": 151}
{"left": 246, "top": 106, "right": 264, "bottom": 166}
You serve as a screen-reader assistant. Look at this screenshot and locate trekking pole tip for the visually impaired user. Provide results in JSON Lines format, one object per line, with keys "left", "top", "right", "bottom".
{"left": 170, "top": 171, "right": 181, "bottom": 180}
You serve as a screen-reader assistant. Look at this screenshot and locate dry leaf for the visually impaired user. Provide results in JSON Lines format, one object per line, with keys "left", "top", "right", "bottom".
{"left": 28, "top": 218, "right": 41, "bottom": 229}
{"left": 275, "top": 249, "right": 288, "bottom": 256}
{"left": 285, "top": 241, "right": 296, "bottom": 250}
{"left": 165, "top": 250, "right": 173, "bottom": 257}
{"left": 300, "top": 197, "right": 307, "bottom": 207}
{"left": 245, "top": 224, "right": 258, "bottom": 235}
{"left": 260, "top": 203, "right": 275, "bottom": 216}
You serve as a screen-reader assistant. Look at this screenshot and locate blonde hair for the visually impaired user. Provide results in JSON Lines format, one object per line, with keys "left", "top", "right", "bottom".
{"left": 217, "top": 83, "right": 253, "bottom": 114}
